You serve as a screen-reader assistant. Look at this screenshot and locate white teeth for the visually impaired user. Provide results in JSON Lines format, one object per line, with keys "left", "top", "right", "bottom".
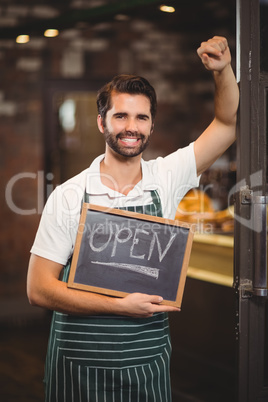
{"left": 122, "top": 138, "right": 138, "bottom": 143}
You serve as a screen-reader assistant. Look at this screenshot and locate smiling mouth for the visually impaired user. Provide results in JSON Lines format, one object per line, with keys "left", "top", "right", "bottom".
{"left": 117, "top": 134, "right": 143, "bottom": 146}
{"left": 120, "top": 137, "right": 140, "bottom": 144}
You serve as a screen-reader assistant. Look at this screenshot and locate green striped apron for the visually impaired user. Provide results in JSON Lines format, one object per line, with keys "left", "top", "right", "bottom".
{"left": 44, "top": 190, "right": 172, "bottom": 402}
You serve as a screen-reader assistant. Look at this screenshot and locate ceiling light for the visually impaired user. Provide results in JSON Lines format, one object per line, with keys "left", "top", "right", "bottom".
{"left": 16, "top": 35, "right": 30, "bottom": 44}
{"left": 44, "top": 29, "right": 59, "bottom": 38}
{"left": 159, "top": 5, "right": 175, "bottom": 13}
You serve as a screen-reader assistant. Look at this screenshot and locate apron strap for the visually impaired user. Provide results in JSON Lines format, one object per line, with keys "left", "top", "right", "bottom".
{"left": 81, "top": 189, "right": 162, "bottom": 217}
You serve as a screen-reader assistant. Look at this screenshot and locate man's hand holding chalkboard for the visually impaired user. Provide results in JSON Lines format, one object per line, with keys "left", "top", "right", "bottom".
{"left": 116, "top": 293, "right": 180, "bottom": 318}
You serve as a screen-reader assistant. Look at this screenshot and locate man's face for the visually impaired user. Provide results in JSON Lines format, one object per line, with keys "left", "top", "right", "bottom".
{"left": 98, "top": 92, "right": 153, "bottom": 158}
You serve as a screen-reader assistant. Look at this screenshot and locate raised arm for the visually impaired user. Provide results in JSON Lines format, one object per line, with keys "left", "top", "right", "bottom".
{"left": 194, "top": 36, "right": 239, "bottom": 176}
{"left": 27, "top": 254, "right": 179, "bottom": 317}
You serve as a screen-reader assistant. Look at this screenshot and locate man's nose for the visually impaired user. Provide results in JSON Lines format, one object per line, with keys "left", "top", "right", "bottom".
{"left": 125, "top": 118, "right": 138, "bottom": 133}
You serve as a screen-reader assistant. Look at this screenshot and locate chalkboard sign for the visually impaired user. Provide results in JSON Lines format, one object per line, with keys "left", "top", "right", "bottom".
{"left": 68, "top": 203, "right": 195, "bottom": 307}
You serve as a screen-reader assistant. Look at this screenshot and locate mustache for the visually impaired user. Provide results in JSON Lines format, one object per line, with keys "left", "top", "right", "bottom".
{"left": 116, "top": 131, "right": 145, "bottom": 140}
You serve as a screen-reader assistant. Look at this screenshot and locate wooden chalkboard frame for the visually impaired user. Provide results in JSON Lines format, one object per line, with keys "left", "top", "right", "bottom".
{"left": 68, "top": 203, "right": 195, "bottom": 307}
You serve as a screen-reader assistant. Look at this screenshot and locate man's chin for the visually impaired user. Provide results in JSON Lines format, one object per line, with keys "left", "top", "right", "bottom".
{"left": 116, "top": 149, "right": 143, "bottom": 158}
{"left": 108, "top": 143, "right": 145, "bottom": 158}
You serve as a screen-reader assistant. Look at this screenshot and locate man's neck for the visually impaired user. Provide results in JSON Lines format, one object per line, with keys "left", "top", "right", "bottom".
{"left": 100, "top": 149, "right": 142, "bottom": 195}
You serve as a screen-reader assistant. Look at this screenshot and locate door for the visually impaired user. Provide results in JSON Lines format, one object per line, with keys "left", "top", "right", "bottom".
{"left": 235, "top": 0, "right": 268, "bottom": 400}
{"left": 43, "top": 79, "right": 105, "bottom": 190}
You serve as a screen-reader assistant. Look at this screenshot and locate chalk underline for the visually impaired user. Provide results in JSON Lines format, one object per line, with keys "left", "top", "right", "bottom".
{"left": 91, "top": 261, "right": 159, "bottom": 279}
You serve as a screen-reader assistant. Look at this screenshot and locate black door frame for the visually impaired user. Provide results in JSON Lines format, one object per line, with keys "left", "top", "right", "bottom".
{"left": 235, "top": 0, "right": 268, "bottom": 400}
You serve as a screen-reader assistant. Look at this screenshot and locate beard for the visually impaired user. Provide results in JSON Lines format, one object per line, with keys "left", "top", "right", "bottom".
{"left": 103, "top": 128, "right": 151, "bottom": 157}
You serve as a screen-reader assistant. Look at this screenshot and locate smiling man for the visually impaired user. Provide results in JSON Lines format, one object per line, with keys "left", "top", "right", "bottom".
{"left": 27, "top": 36, "right": 239, "bottom": 402}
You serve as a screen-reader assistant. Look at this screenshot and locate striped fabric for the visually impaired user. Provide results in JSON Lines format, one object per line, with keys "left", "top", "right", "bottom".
{"left": 44, "top": 190, "right": 172, "bottom": 402}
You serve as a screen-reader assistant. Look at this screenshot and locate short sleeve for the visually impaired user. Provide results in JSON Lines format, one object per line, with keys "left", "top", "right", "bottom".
{"left": 145, "top": 142, "right": 200, "bottom": 219}
{"left": 30, "top": 185, "right": 81, "bottom": 265}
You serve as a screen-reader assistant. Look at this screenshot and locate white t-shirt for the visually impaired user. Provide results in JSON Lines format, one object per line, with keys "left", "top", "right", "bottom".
{"left": 31, "top": 142, "right": 199, "bottom": 265}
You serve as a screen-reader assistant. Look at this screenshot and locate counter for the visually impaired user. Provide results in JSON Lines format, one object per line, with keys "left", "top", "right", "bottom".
{"left": 188, "top": 233, "right": 234, "bottom": 287}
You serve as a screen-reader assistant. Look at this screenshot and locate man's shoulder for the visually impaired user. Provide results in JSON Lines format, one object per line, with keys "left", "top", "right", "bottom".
{"left": 142, "top": 143, "right": 194, "bottom": 169}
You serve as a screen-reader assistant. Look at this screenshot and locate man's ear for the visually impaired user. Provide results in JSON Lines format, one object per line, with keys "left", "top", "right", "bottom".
{"left": 97, "top": 114, "right": 105, "bottom": 133}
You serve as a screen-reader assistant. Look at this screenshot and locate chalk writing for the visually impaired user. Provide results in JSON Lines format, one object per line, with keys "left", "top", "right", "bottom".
{"left": 88, "top": 222, "right": 178, "bottom": 263}
{"left": 91, "top": 261, "right": 159, "bottom": 279}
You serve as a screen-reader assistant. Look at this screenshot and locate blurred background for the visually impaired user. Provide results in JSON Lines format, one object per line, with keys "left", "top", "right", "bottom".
{"left": 0, "top": 1, "right": 237, "bottom": 401}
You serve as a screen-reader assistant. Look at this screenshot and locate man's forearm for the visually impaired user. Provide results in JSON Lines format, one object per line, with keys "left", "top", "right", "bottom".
{"left": 27, "top": 254, "right": 179, "bottom": 318}
{"left": 30, "top": 279, "right": 179, "bottom": 318}
{"left": 213, "top": 63, "right": 239, "bottom": 127}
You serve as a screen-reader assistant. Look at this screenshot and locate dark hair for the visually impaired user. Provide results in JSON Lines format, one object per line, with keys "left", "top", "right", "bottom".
{"left": 96, "top": 74, "right": 157, "bottom": 123}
